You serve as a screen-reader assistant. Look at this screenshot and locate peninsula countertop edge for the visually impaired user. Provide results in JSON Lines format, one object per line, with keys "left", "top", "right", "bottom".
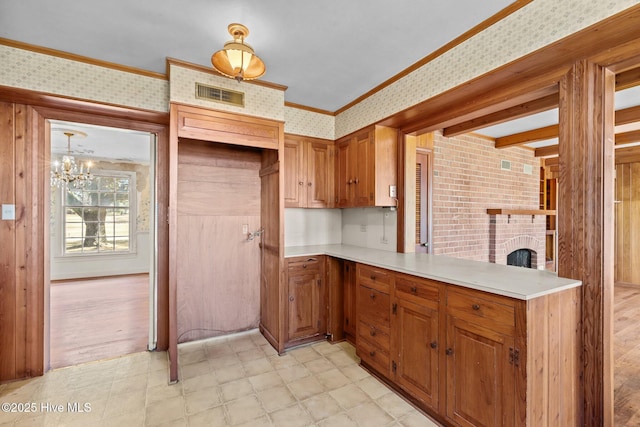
{"left": 284, "top": 244, "right": 581, "bottom": 300}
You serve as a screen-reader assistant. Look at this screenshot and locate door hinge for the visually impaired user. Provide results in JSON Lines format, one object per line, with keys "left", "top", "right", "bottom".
{"left": 166, "top": 206, "right": 171, "bottom": 225}
{"left": 345, "top": 317, "right": 349, "bottom": 326}
{"left": 509, "top": 347, "right": 520, "bottom": 366}
{"left": 392, "top": 360, "right": 397, "bottom": 373}
{"left": 392, "top": 303, "right": 397, "bottom": 315}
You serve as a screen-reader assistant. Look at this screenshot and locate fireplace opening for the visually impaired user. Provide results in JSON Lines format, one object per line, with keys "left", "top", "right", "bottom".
{"left": 507, "top": 249, "right": 532, "bottom": 268}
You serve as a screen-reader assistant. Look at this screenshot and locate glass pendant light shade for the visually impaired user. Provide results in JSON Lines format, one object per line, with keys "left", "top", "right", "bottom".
{"left": 211, "top": 23, "right": 266, "bottom": 81}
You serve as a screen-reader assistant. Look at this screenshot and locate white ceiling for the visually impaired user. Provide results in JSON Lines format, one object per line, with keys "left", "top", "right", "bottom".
{"left": 0, "top": 0, "right": 512, "bottom": 112}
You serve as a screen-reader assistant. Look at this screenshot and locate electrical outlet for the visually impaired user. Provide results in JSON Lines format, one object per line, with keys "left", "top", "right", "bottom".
{"left": 2, "top": 204, "right": 15, "bottom": 220}
{"left": 242, "top": 224, "right": 248, "bottom": 234}
{"left": 389, "top": 185, "right": 397, "bottom": 198}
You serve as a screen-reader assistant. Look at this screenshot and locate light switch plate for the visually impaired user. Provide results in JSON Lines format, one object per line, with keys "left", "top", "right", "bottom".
{"left": 2, "top": 204, "right": 16, "bottom": 220}
{"left": 389, "top": 185, "right": 397, "bottom": 198}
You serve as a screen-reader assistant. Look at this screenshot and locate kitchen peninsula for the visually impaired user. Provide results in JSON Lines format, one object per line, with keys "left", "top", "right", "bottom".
{"left": 282, "top": 244, "right": 582, "bottom": 426}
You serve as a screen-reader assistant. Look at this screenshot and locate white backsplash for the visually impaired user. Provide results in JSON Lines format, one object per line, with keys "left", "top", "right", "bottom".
{"left": 341, "top": 208, "right": 397, "bottom": 252}
{"left": 284, "top": 208, "right": 342, "bottom": 247}
{"left": 284, "top": 207, "right": 397, "bottom": 251}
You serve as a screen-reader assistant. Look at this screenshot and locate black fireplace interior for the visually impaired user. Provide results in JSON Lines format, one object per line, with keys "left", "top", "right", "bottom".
{"left": 507, "top": 249, "right": 532, "bottom": 268}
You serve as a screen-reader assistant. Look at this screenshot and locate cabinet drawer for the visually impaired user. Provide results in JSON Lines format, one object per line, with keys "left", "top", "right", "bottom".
{"left": 357, "top": 320, "right": 390, "bottom": 351}
{"left": 357, "top": 336, "right": 390, "bottom": 376}
{"left": 358, "top": 285, "right": 390, "bottom": 328}
{"left": 358, "top": 265, "right": 392, "bottom": 292}
{"left": 447, "top": 288, "right": 515, "bottom": 333}
{"left": 395, "top": 274, "right": 440, "bottom": 310}
{"left": 288, "top": 257, "right": 321, "bottom": 273}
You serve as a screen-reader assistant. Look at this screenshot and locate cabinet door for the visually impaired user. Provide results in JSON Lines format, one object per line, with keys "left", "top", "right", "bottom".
{"left": 353, "top": 131, "right": 372, "bottom": 206}
{"left": 306, "top": 142, "right": 332, "bottom": 208}
{"left": 445, "top": 316, "right": 515, "bottom": 427}
{"left": 287, "top": 268, "right": 322, "bottom": 341}
{"left": 343, "top": 261, "right": 357, "bottom": 342}
{"left": 284, "top": 138, "right": 305, "bottom": 207}
{"left": 393, "top": 297, "right": 439, "bottom": 411}
{"left": 336, "top": 140, "right": 354, "bottom": 207}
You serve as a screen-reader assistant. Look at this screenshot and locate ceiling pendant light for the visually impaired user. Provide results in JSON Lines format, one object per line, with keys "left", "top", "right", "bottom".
{"left": 211, "top": 23, "right": 266, "bottom": 82}
{"left": 50, "top": 131, "right": 93, "bottom": 189}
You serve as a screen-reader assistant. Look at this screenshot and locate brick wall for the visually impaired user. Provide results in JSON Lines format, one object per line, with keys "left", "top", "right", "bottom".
{"left": 432, "top": 131, "right": 541, "bottom": 262}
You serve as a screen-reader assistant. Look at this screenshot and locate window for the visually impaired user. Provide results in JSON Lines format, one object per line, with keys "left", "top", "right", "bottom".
{"left": 62, "top": 172, "right": 135, "bottom": 255}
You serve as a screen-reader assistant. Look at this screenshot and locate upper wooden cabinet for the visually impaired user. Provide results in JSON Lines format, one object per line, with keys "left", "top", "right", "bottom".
{"left": 284, "top": 135, "right": 334, "bottom": 208}
{"left": 335, "top": 125, "right": 398, "bottom": 208}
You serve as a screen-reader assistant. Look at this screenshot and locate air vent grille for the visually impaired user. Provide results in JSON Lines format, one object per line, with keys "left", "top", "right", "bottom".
{"left": 195, "top": 83, "right": 244, "bottom": 107}
{"left": 501, "top": 160, "right": 512, "bottom": 171}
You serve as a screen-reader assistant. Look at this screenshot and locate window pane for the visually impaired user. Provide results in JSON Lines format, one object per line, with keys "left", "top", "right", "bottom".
{"left": 65, "top": 238, "right": 83, "bottom": 253}
{"left": 100, "top": 193, "right": 115, "bottom": 206}
{"left": 85, "top": 179, "right": 99, "bottom": 191}
{"left": 116, "top": 178, "right": 129, "bottom": 192}
{"left": 114, "top": 237, "right": 130, "bottom": 251}
{"left": 65, "top": 208, "right": 83, "bottom": 222}
{"left": 100, "top": 177, "right": 115, "bottom": 191}
{"left": 114, "top": 208, "right": 129, "bottom": 223}
{"left": 115, "top": 193, "right": 129, "bottom": 207}
{"left": 65, "top": 190, "right": 84, "bottom": 206}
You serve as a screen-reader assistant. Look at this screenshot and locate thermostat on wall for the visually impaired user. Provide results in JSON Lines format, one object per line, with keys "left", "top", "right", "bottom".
{"left": 2, "top": 204, "right": 16, "bottom": 220}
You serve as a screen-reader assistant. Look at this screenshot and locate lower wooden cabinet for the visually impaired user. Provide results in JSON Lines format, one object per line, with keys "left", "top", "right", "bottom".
{"left": 391, "top": 273, "right": 441, "bottom": 412}
{"left": 445, "top": 287, "right": 517, "bottom": 427}
{"left": 345, "top": 262, "right": 580, "bottom": 427}
{"left": 343, "top": 260, "right": 357, "bottom": 344}
{"left": 285, "top": 256, "right": 326, "bottom": 347}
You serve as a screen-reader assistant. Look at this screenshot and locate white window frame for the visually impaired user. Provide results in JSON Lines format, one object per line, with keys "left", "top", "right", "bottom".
{"left": 58, "top": 170, "right": 137, "bottom": 257}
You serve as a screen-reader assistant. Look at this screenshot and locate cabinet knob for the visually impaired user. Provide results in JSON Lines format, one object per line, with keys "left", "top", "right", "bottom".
{"left": 370, "top": 328, "right": 376, "bottom": 337}
{"left": 472, "top": 304, "right": 480, "bottom": 311}
{"left": 370, "top": 293, "right": 376, "bottom": 300}
{"left": 369, "top": 351, "right": 376, "bottom": 357}
{"left": 299, "top": 181, "right": 304, "bottom": 186}
{"left": 410, "top": 286, "right": 417, "bottom": 294}
{"left": 348, "top": 179, "right": 353, "bottom": 185}
{"left": 446, "top": 348, "right": 453, "bottom": 356}
{"left": 307, "top": 182, "right": 312, "bottom": 186}
{"left": 370, "top": 275, "right": 376, "bottom": 281}
{"left": 289, "top": 296, "right": 294, "bottom": 302}
{"left": 355, "top": 178, "right": 360, "bottom": 184}
{"left": 302, "top": 264, "right": 307, "bottom": 268}
{"left": 430, "top": 341, "right": 438, "bottom": 349}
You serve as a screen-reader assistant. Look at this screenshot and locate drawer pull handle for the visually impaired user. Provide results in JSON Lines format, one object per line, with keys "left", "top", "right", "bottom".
{"left": 472, "top": 304, "right": 480, "bottom": 310}
{"left": 370, "top": 293, "right": 376, "bottom": 300}
{"left": 370, "top": 275, "right": 376, "bottom": 281}
{"left": 307, "top": 258, "right": 317, "bottom": 262}
{"left": 410, "top": 286, "right": 417, "bottom": 293}
{"left": 430, "top": 341, "right": 437, "bottom": 349}
{"left": 369, "top": 351, "right": 375, "bottom": 357}
{"left": 370, "top": 328, "right": 376, "bottom": 337}
{"left": 446, "top": 348, "right": 454, "bottom": 356}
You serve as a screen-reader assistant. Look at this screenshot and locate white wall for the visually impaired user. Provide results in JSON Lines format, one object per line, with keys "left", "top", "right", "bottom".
{"left": 284, "top": 207, "right": 398, "bottom": 252}
{"left": 284, "top": 208, "right": 342, "bottom": 247}
{"left": 342, "top": 208, "right": 397, "bottom": 252}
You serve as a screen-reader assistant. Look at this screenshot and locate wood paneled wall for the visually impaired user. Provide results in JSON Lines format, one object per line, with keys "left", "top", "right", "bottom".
{"left": 615, "top": 161, "right": 640, "bottom": 285}
{"left": 0, "top": 102, "right": 45, "bottom": 382}
{"left": 176, "top": 140, "right": 262, "bottom": 343}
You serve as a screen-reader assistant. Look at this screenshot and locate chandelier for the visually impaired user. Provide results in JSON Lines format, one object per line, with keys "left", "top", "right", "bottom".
{"left": 50, "top": 131, "right": 93, "bottom": 189}
{"left": 211, "top": 23, "right": 266, "bottom": 82}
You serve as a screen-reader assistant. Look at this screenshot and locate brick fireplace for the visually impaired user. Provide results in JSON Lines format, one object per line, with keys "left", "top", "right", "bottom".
{"left": 488, "top": 211, "right": 546, "bottom": 269}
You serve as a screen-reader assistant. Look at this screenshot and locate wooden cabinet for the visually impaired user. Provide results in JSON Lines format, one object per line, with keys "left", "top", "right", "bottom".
{"left": 343, "top": 260, "right": 357, "bottom": 344}
{"left": 335, "top": 125, "right": 398, "bottom": 208}
{"left": 356, "top": 264, "right": 392, "bottom": 377}
{"left": 341, "top": 261, "right": 580, "bottom": 427}
{"left": 285, "top": 256, "right": 326, "bottom": 347}
{"left": 391, "top": 273, "right": 441, "bottom": 411}
{"left": 444, "top": 287, "right": 516, "bottom": 427}
{"left": 284, "top": 135, "right": 334, "bottom": 208}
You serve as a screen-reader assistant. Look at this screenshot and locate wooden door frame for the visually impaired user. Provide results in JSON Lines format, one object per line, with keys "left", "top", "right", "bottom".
{"left": 168, "top": 102, "right": 284, "bottom": 382}
{"left": 0, "top": 85, "right": 170, "bottom": 378}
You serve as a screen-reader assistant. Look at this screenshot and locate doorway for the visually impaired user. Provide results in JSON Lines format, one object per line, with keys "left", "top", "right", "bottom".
{"left": 48, "top": 120, "right": 157, "bottom": 369}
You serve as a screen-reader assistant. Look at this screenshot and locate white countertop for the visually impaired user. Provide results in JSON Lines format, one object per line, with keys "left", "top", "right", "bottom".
{"left": 285, "top": 244, "right": 581, "bottom": 300}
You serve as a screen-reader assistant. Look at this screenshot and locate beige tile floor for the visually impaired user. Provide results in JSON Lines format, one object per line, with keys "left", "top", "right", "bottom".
{"left": 0, "top": 330, "right": 440, "bottom": 426}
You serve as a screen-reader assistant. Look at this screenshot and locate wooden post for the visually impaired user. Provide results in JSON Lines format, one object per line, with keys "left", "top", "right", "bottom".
{"left": 557, "top": 60, "right": 615, "bottom": 426}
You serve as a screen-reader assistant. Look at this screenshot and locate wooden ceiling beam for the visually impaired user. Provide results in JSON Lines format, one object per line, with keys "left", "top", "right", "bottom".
{"left": 495, "top": 125, "right": 559, "bottom": 148}
{"left": 613, "top": 64, "right": 640, "bottom": 89}
{"left": 442, "top": 94, "right": 559, "bottom": 137}
{"left": 615, "top": 129, "right": 640, "bottom": 145}
{"left": 535, "top": 130, "right": 640, "bottom": 158}
{"left": 496, "top": 105, "right": 640, "bottom": 149}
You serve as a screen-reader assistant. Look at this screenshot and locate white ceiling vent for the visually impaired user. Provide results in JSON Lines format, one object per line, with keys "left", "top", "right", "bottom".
{"left": 500, "top": 160, "right": 512, "bottom": 171}
{"left": 195, "top": 83, "right": 244, "bottom": 107}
